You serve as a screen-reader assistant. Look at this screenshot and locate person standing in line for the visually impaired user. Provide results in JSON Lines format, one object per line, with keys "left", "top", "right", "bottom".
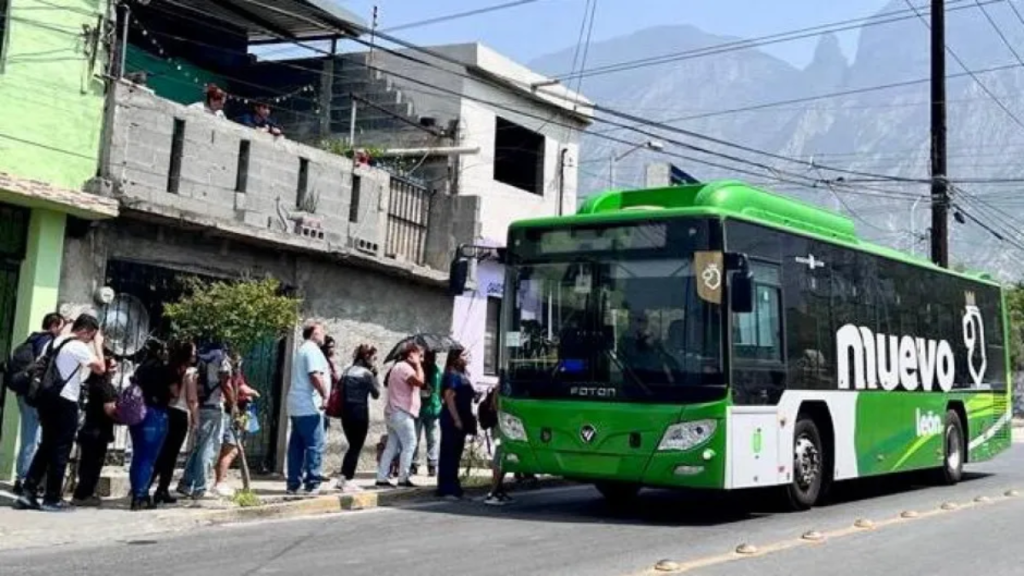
{"left": 334, "top": 344, "right": 381, "bottom": 492}
{"left": 436, "top": 349, "right": 476, "bottom": 500}
{"left": 128, "top": 348, "right": 177, "bottom": 510}
{"left": 12, "top": 312, "right": 65, "bottom": 496}
{"left": 375, "top": 343, "right": 425, "bottom": 488}
{"left": 71, "top": 355, "right": 119, "bottom": 507}
{"left": 211, "top": 352, "right": 259, "bottom": 498}
{"left": 176, "top": 344, "right": 232, "bottom": 500}
{"left": 286, "top": 323, "right": 330, "bottom": 495}
{"left": 412, "top": 351, "right": 442, "bottom": 477}
{"left": 151, "top": 341, "right": 198, "bottom": 504}
{"left": 16, "top": 314, "right": 106, "bottom": 512}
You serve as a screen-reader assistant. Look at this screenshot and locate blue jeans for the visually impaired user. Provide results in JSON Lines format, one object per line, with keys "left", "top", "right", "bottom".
{"left": 287, "top": 414, "right": 325, "bottom": 492}
{"left": 15, "top": 395, "right": 41, "bottom": 482}
{"left": 376, "top": 410, "right": 418, "bottom": 483}
{"left": 177, "top": 407, "right": 224, "bottom": 496}
{"left": 129, "top": 406, "right": 168, "bottom": 499}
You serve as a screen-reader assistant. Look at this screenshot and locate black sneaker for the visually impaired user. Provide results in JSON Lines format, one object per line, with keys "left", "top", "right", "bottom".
{"left": 40, "top": 501, "right": 74, "bottom": 513}
{"left": 14, "top": 494, "right": 40, "bottom": 510}
{"left": 153, "top": 490, "right": 178, "bottom": 505}
{"left": 12, "top": 480, "right": 23, "bottom": 496}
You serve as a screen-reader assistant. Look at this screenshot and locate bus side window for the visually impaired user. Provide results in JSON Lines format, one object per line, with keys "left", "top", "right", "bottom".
{"left": 733, "top": 263, "right": 783, "bottom": 362}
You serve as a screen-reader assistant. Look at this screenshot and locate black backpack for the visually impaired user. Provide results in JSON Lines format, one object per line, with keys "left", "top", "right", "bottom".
{"left": 4, "top": 333, "right": 49, "bottom": 396}
{"left": 23, "top": 338, "right": 78, "bottom": 408}
{"left": 478, "top": 387, "right": 499, "bottom": 431}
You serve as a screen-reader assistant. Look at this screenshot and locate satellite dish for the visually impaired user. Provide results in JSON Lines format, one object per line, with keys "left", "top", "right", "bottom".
{"left": 100, "top": 293, "right": 151, "bottom": 357}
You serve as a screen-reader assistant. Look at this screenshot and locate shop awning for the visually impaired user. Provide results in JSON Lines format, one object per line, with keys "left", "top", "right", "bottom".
{"left": 155, "top": 0, "right": 366, "bottom": 43}
{"left": 0, "top": 172, "right": 118, "bottom": 220}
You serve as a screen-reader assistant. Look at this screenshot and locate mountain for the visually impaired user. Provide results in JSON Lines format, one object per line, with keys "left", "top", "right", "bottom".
{"left": 529, "top": 0, "right": 1024, "bottom": 280}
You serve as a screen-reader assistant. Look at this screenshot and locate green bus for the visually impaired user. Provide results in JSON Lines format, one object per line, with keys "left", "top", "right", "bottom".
{"left": 467, "top": 180, "right": 1013, "bottom": 509}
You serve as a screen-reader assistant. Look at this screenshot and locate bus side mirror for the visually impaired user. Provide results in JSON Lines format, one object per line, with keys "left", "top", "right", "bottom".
{"left": 726, "top": 252, "right": 754, "bottom": 313}
{"left": 449, "top": 257, "right": 470, "bottom": 296}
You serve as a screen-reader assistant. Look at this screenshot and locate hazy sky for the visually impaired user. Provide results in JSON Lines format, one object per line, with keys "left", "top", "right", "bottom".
{"left": 330, "top": 0, "right": 896, "bottom": 67}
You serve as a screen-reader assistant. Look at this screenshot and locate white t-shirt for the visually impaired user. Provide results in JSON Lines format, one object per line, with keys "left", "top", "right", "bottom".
{"left": 51, "top": 337, "right": 97, "bottom": 403}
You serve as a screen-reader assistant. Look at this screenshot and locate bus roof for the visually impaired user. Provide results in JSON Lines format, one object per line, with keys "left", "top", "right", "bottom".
{"left": 509, "top": 180, "right": 999, "bottom": 287}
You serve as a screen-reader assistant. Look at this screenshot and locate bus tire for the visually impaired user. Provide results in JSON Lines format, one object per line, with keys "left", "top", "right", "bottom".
{"left": 935, "top": 409, "right": 965, "bottom": 486}
{"left": 595, "top": 481, "right": 641, "bottom": 505}
{"left": 786, "top": 418, "right": 825, "bottom": 511}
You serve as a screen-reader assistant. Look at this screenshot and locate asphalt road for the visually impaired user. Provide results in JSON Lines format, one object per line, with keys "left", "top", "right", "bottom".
{"left": 3, "top": 446, "right": 1024, "bottom": 576}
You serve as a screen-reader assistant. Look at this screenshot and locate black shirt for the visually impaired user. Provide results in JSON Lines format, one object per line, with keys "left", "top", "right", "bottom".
{"left": 134, "top": 362, "right": 175, "bottom": 408}
{"left": 81, "top": 375, "right": 118, "bottom": 442}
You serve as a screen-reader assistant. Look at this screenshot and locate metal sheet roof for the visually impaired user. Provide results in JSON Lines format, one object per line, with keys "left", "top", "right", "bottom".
{"left": 157, "top": 0, "right": 366, "bottom": 42}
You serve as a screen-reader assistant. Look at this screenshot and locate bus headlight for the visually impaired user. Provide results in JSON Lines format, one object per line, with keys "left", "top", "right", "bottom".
{"left": 499, "top": 411, "right": 527, "bottom": 442}
{"left": 658, "top": 420, "right": 717, "bottom": 452}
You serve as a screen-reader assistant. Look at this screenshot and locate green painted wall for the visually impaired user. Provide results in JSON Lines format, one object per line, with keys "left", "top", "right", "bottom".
{"left": 0, "top": 0, "right": 107, "bottom": 190}
{"left": 125, "top": 45, "right": 225, "bottom": 106}
{"left": 0, "top": 209, "right": 66, "bottom": 476}
{"left": 0, "top": 0, "right": 107, "bottom": 479}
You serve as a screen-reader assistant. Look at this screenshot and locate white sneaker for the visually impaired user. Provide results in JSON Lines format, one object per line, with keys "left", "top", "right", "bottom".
{"left": 343, "top": 483, "right": 364, "bottom": 493}
{"left": 213, "top": 484, "right": 236, "bottom": 498}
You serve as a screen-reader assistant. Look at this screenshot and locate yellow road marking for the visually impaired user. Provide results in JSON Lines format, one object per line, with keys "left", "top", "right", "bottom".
{"left": 627, "top": 489, "right": 1016, "bottom": 576}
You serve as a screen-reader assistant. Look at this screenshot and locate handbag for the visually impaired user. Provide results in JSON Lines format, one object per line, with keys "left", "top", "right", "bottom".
{"left": 325, "top": 367, "right": 351, "bottom": 419}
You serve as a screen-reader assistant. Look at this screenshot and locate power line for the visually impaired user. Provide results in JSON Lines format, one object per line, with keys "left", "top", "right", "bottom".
{"left": 902, "top": 0, "right": 1024, "bottom": 130}
{"left": 974, "top": 0, "right": 1024, "bottom": 66}
{"left": 551, "top": 0, "right": 991, "bottom": 82}
{"left": 591, "top": 61, "right": 1024, "bottom": 135}
{"left": 382, "top": 0, "right": 546, "bottom": 33}
{"left": 151, "top": 1, "right": 934, "bottom": 197}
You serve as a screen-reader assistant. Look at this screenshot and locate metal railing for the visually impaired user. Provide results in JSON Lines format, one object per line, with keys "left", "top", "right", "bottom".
{"left": 385, "top": 175, "right": 430, "bottom": 265}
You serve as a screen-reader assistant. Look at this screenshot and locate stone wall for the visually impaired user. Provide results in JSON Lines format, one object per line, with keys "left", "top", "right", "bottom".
{"left": 59, "top": 218, "right": 453, "bottom": 474}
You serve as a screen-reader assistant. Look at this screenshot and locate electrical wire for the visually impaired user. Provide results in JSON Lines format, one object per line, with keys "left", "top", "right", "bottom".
{"left": 902, "top": 0, "right": 1024, "bottom": 130}
{"left": 382, "top": 1, "right": 546, "bottom": 33}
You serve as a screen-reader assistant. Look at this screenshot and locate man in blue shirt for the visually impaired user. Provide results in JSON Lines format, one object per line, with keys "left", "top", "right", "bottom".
{"left": 286, "top": 322, "right": 329, "bottom": 494}
{"left": 239, "top": 102, "right": 283, "bottom": 137}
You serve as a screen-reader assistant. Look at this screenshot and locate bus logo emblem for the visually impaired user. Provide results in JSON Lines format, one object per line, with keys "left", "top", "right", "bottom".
{"left": 580, "top": 425, "right": 597, "bottom": 444}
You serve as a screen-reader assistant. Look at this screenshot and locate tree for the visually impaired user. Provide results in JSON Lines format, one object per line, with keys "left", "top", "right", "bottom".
{"left": 1005, "top": 283, "right": 1024, "bottom": 371}
{"left": 164, "top": 276, "right": 301, "bottom": 495}
{"left": 164, "top": 277, "right": 300, "bottom": 356}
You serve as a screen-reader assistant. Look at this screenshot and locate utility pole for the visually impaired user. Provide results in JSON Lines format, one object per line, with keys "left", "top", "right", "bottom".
{"left": 930, "top": 0, "right": 949, "bottom": 267}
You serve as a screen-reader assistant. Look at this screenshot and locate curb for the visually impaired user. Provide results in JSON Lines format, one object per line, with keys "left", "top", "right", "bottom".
{"left": 201, "top": 477, "right": 572, "bottom": 526}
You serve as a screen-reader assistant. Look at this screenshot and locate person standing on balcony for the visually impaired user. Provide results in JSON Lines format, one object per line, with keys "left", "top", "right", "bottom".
{"left": 240, "top": 102, "right": 283, "bottom": 136}
{"left": 190, "top": 84, "right": 226, "bottom": 119}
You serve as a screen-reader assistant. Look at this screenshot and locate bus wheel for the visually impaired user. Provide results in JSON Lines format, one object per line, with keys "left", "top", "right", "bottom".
{"left": 936, "top": 409, "right": 965, "bottom": 485}
{"left": 786, "top": 418, "right": 825, "bottom": 511}
{"left": 595, "top": 481, "right": 641, "bottom": 505}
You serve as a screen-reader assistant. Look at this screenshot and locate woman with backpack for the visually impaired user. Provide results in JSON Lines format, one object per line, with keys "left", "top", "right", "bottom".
{"left": 127, "top": 351, "right": 177, "bottom": 510}
{"left": 151, "top": 341, "right": 198, "bottom": 505}
{"left": 436, "top": 349, "right": 476, "bottom": 500}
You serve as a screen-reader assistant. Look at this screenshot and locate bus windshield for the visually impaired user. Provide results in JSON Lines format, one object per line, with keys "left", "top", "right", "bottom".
{"left": 503, "top": 220, "right": 725, "bottom": 403}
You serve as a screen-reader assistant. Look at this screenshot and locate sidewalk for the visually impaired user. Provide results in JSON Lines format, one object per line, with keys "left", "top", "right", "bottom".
{"left": 0, "top": 469, "right": 560, "bottom": 552}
